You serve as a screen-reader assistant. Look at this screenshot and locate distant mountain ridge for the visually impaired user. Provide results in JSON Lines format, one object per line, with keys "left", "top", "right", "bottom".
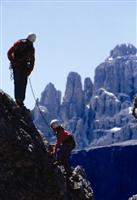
{"left": 33, "top": 43, "right": 137, "bottom": 149}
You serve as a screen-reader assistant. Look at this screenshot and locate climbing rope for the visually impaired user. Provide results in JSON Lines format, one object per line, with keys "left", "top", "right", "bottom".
{"left": 28, "top": 77, "right": 52, "bottom": 130}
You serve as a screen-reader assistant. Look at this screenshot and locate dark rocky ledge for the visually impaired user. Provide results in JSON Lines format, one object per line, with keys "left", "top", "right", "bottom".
{"left": 0, "top": 90, "right": 94, "bottom": 200}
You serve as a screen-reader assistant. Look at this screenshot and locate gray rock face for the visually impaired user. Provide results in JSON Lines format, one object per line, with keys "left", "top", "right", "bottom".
{"left": 91, "top": 88, "right": 121, "bottom": 117}
{"left": 33, "top": 44, "right": 137, "bottom": 149}
{"left": 0, "top": 90, "right": 94, "bottom": 200}
{"left": 60, "top": 72, "right": 84, "bottom": 121}
{"left": 39, "top": 82, "right": 61, "bottom": 118}
{"left": 110, "top": 44, "right": 136, "bottom": 58}
{"left": 84, "top": 77, "right": 93, "bottom": 104}
{"left": 94, "top": 46, "right": 137, "bottom": 97}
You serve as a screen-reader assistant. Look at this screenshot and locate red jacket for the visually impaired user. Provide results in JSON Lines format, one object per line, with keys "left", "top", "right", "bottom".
{"left": 7, "top": 39, "right": 35, "bottom": 71}
{"left": 55, "top": 129, "right": 72, "bottom": 152}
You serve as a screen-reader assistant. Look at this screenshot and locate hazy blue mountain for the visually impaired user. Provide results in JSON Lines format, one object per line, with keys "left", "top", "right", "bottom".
{"left": 33, "top": 43, "right": 137, "bottom": 149}
{"left": 32, "top": 43, "right": 137, "bottom": 200}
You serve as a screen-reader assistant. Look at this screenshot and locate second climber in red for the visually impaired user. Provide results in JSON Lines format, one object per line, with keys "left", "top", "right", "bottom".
{"left": 50, "top": 119, "right": 76, "bottom": 175}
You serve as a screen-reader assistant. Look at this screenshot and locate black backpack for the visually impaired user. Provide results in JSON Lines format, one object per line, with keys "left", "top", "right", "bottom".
{"left": 64, "top": 134, "right": 76, "bottom": 150}
{"left": 14, "top": 39, "right": 32, "bottom": 61}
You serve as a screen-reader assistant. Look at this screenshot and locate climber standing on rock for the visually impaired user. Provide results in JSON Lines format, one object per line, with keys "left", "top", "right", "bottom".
{"left": 50, "top": 119, "right": 76, "bottom": 176}
{"left": 7, "top": 33, "right": 36, "bottom": 107}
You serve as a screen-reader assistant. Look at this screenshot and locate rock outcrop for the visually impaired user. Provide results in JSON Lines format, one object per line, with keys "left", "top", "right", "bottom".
{"left": 60, "top": 72, "right": 85, "bottom": 121}
{"left": 129, "top": 194, "right": 137, "bottom": 200}
{"left": 94, "top": 44, "right": 137, "bottom": 97}
{"left": 110, "top": 44, "right": 137, "bottom": 59}
{"left": 71, "top": 140, "right": 137, "bottom": 200}
{"left": 84, "top": 77, "right": 93, "bottom": 104}
{"left": 33, "top": 43, "right": 137, "bottom": 149}
{"left": 0, "top": 90, "right": 94, "bottom": 200}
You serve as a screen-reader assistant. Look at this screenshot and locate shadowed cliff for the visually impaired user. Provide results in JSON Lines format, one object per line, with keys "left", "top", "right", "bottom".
{"left": 0, "top": 90, "right": 94, "bottom": 200}
{"left": 71, "top": 140, "right": 137, "bottom": 200}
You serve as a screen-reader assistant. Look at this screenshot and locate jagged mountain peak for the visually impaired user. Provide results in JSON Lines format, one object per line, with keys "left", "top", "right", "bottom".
{"left": 109, "top": 43, "right": 137, "bottom": 59}
{"left": 40, "top": 82, "right": 61, "bottom": 104}
{"left": 33, "top": 44, "right": 137, "bottom": 150}
{"left": 94, "top": 44, "right": 137, "bottom": 97}
{"left": 44, "top": 82, "right": 56, "bottom": 90}
{"left": 68, "top": 71, "right": 80, "bottom": 78}
{"left": 63, "top": 71, "right": 83, "bottom": 102}
{"left": 39, "top": 82, "right": 61, "bottom": 118}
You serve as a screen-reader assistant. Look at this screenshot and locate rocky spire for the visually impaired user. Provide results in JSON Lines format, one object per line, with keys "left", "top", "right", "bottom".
{"left": 109, "top": 44, "right": 137, "bottom": 58}
{"left": 39, "top": 82, "right": 61, "bottom": 118}
{"left": 84, "top": 77, "right": 93, "bottom": 104}
{"left": 94, "top": 44, "right": 137, "bottom": 97}
{"left": 60, "top": 72, "right": 84, "bottom": 121}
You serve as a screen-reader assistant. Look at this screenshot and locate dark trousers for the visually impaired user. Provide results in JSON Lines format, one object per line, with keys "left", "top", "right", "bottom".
{"left": 56, "top": 143, "right": 72, "bottom": 173}
{"left": 13, "top": 67, "right": 28, "bottom": 103}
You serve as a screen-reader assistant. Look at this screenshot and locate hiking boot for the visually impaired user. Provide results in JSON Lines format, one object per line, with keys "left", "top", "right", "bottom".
{"left": 16, "top": 99, "right": 24, "bottom": 107}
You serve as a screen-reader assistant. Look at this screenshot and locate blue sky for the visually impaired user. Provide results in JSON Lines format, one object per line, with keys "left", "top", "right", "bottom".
{"left": 1, "top": 0, "right": 137, "bottom": 108}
